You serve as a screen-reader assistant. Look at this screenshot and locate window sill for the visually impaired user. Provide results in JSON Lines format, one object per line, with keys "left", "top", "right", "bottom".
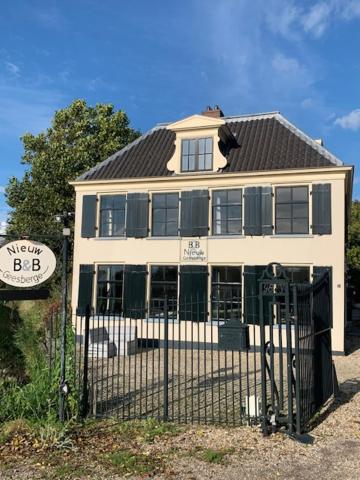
{"left": 94, "top": 236, "right": 127, "bottom": 241}
{"left": 270, "top": 234, "right": 314, "bottom": 238}
{"left": 147, "top": 236, "right": 180, "bottom": 240}
{"left": 208, "top": 235, "right": 245, "bottom": 239}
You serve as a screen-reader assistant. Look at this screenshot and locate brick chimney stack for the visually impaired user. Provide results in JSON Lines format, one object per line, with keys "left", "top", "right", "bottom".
{"left": 201, "top": 105, "right": 224, "bottom": 118}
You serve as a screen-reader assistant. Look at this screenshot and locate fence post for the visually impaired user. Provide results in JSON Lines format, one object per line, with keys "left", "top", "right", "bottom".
{"left": 293, "top": 284, "right": 301, "bottom": 435}
{"left": 81, "top": 305, "right": 91, "bottom": 418}
{"left": 59, "top": 225, "right": 70, "bottom": 422}
{"left": 163, "top": 296, "right": 169, "bottom": 421}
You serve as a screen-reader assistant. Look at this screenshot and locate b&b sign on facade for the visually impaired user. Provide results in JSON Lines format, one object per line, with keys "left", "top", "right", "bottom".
{"left": 181, "top": 239, "right": 207, "bottom": 262}
{"left": 0, "top": 239, "right": 56, "bottom": 287}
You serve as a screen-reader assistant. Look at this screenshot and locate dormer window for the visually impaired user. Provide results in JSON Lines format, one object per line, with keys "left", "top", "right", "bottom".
{"left": 181, "top": 138, "right": 213, "bottom": 172}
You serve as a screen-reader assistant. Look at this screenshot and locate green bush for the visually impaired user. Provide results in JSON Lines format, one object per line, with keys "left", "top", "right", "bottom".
{"left": 0, "top": 301, "right": 78, "bottom": 423}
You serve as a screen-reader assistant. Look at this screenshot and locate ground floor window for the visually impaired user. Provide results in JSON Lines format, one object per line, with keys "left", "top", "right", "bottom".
{"left": 150, "top": 265, "right": 178, "bottom": 319}
{"left": 282, "top": 266, "right": 310, "bottom": 284}
{"left": 211, "top": 266, "right": 242, "bottom": 321}
{"left": 96, "top": 265, "right": 124, "bottom": 314}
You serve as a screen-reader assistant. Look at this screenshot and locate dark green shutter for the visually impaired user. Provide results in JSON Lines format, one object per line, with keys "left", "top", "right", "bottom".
{"left": 244, "top": 265, "right": 270, "bottom": 325}
{"left": 244, "top": 187, "right": 273, "bottom": 236}
{"left": 179, "top": 266, "right": 208, "bottom": 321}
{"left": 81, "top": 195, "right": 97, "bottom": 238}
{"left": 312, "top": 184, "right": 331, "bottom": 234}
{"left": 180, "top": 190, "right": 209, "bottom": 237}
{"left": 244, "top": 187, "right": 262, "bottom": 235}
{"left": 126, "top": 193, "right": 149, "bottom": 237}
{"left": 123, "top": 265, "right": 147, "bottom": 318}
{"left": 77, "top": 264, "right": 94, "bottom": 315}
{"left": 313, "top": 266, "right": 333, "bottom": 328}
{"left": 261, "top": 187, "right": 273, "bottom": 235}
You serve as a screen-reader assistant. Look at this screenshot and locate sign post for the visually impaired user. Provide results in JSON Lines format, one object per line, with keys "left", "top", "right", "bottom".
{"left": 59, "top": 217, "right": 71, "bottom": 422}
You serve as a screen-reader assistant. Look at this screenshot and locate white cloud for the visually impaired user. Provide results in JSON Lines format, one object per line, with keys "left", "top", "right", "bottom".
{"left": 4, "top": 61, "right": 20, "bottom": 77}
{"left": 267, "top": 0, "right": 360, "bottom": 39}
{"left": 301, "top": 2, "right": 333, "bottom": 38}
{"left": 335, "top": 109, "right": 360, "bottom": 130}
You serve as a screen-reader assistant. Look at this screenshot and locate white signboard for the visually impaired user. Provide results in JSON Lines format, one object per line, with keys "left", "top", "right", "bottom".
{"left": 181, "top": 239, "right": 207, "bottom": 262}
{"left": 0, "top": 240, "right": 56, "bottom": 287}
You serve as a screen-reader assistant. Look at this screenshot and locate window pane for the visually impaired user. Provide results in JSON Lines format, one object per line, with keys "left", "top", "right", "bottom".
{"left": 228, "top": 205, "right": 241, "bottom": 220}
{"left": 198, "top": 155, "right": 205, "bottom": 171}
{"left": 166, "top": 221, "right": 178, "bottom": 236}
{"left": 166, "top": 193, "right": 179, "bottom": 208}
{"left": 153, "top": 194, "right": 166, "bottom": 208}
{"left": 276, "top": 219, "right": 291, "bottom": 234}
{"left": 205, "top": 138, "right": 213, "bottom": 153}
{"left": 293, "top": 203, "right": 308, "bottom": 218}
{"left": 293, "top": 218, "right": 308, "bottom": 234}
{"left": 153, "top": 222, "right": 166, "bottom": 236}
{"left": 188, "top": 155, "right": 195, "bottom": 171}
{"left": 199, "top": 138, "right": 205, "bottom": 154}
{"left": 276, "top": 187, "right": 291, "bottom": 203}
{"left": 164, "top": 266, "right": 178, "bottom": 281}
{"left": 205, "top": 154, "right": 212, "bottom": 170}
{"left": 153, "top": 208, "right": 166, "bottom": 223}
{"left": 151, "top": 266, "right": 161, "bottom": 281}
{"left": 113, "top": 195, "right": 126, "bottom": 209}
{"left": 293, "top": 186, "right": 308, "bottom": 202}
{"left": 276, "top": 204, "right": 292, "bottom": 219}
{"left": 189, "top": 140, "right": 196, "bottom": 154}
{"left": 226, "top": 267, "right": 242, "bottom": 283}
{"left": 181, "top": 156, "right": 189, "bottom": 171}
{"left": 213, "top": 190, "right": 227, "bottom": 203}
{"left": 227, "top": 189, "right": 242, "bottom": 204}
{"left": 182, "top": 140, "right": 189, "bottom": 155}
{"left": 228, "top": 220, "right": 242, "bottom": 234}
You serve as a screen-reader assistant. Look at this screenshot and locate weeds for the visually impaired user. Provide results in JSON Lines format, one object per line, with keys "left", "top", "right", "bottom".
{"left": 198, "top": 447, "right": 234, "bottom": 464}
{"left": 106, "top": 449, "right": 163, "bottom": 475}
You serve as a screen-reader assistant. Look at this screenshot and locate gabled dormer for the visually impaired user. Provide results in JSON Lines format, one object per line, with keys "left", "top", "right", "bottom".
{"left": 166, "top": 106, "right": 237, "bottom": 175}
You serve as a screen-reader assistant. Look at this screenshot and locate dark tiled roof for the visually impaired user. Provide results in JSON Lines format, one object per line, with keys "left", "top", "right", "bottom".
{"left": 78, "top": 114, "right": 341, "bottom": 181}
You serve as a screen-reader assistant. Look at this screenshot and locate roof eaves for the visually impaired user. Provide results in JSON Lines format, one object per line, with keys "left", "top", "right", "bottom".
{"left": 274, "top": 114, "right": 343, "bottom": 166}
{"left": 76, "top": 125, "right": 164, "bottom": 181}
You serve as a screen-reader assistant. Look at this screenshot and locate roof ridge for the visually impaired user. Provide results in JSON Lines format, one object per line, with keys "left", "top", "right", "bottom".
{"left": 274, "top": 114, "right": 342, "bottom": 166}
{"left": 76, "top": 125, "right": 164, "bottom": 181}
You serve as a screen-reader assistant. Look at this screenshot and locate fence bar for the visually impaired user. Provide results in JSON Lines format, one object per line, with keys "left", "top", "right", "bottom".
{"left": 81, "top": 306, "right": 90, "bottom": 418}
{"left": 163, "top": 296, "right": 169, "bottom": 421}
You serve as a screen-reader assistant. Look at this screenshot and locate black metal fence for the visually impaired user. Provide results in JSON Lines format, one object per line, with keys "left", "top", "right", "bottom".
{"left": 74, "top": 263, "right": 336, "bottom": 434}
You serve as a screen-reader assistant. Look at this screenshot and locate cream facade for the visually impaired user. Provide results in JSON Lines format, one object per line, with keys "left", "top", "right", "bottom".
{"left": 70, "top": 111, "right": 353, "bottom": 354}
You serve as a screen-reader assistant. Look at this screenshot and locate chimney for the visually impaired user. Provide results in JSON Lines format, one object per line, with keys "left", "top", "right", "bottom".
{"left": 201, "top": 105, "right": 224, "bottom": 118}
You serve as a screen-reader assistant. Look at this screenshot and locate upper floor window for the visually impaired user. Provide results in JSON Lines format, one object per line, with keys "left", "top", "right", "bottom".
{"left": 275, "top": 186, "right": 309, "bottom": 235}
{"left": 181, "top": 138, "right": 213, "bottom": 172}
{"left": 212, "top": 189, "right": 242, "bottom": 235}
{"left": 152, "top": 193, "right": 179, "bottom": 236}
{"left": 99, "top": 195, "right": 126, "bottom": 237}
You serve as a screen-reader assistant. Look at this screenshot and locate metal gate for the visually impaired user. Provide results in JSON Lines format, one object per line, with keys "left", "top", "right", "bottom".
{"left": 74, "top": 263, "right": 336, "bottom": 434}
{"left": 258, "top": 263, "right": 336, "bottom": 435}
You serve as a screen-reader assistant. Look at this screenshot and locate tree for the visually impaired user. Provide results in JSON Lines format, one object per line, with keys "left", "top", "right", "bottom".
{"left": 6, "top": 99, "right": 140, "bottom": 249}
{"left": 347, "top": 200, "right": 360, "bottom": 302}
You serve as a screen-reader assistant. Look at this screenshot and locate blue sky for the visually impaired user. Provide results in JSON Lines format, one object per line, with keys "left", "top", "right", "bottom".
{"left": 0, "top": 0, "right": 359, "bottom": 229}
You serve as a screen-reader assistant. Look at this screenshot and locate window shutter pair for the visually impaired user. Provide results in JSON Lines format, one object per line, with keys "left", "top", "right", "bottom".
{"left": 243, "top": 265, "right": 271, "bottom": 325}
{"left": 244, "top": 187, "right": 272, "bottom": 236}
{"left": 312, "top": 184, "right": 331, "bottom": 234}
{"left": 77, "top": 264, "right": 147, "bottom": 318}
{"left": 180, "top": 190, "right": 209, "bottom": 237}
{"left": 81, "top": 193, "right": 149, "bottom": 238}
{"left": 179, "top": 266, "right": 208, "bottom": 321}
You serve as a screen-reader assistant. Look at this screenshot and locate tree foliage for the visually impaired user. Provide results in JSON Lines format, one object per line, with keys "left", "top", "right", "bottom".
{"left": 348, "top": 200, "right": 360, "bottom": 301}
{"left": 6, "top": 99, "right": 140, "bottom": 246}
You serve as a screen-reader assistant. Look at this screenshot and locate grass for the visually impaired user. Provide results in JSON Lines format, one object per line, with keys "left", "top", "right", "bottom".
{"left": 111, "top": 417, "right": 182, "bottom": 443}
{"left": 106, "top": 448, "right": 163, "bottom": 475}
{"left": 200, "top": 447, "right": 234, "bottom": 464}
